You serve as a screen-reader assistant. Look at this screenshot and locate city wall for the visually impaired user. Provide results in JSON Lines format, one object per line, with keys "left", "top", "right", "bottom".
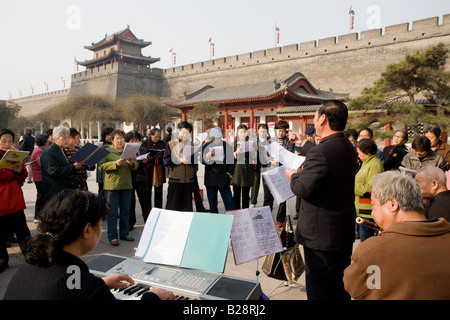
{"left": 14, "top": 15, "right": 450, "bottom": 117}
{"left": 13, "top": 89, "right": 70, "bottom": 117}
{"left": 162, "top": 15, "right": 450, "bottom": 99}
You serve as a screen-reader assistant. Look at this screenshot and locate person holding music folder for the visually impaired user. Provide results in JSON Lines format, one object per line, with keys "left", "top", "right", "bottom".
{"left": 231, "top": 124, "right": 256, "bottom": 210}
{"left": 142, "top": 128, "right": 167, "bottom": 213}
{"left": 96, "top": 127, "right": 114, "bottom": 197}
{"left": 3, "top": 189, "right": 175, "bottom": 300}
{"left": 30, "top": 133, "right": 50, "bottom": 222}
{"left": 273, "top": 120, "right": 295, "bottom": 228}
{"left": 64, "top": 128, "right": 95, "bottom": 191}
{"left": 40, "top": 126, "right": 86, "bottom": 204}
{"left": 98, "top": 129, "right": 139, "bottom": 246}
{"left": 343, "top": 171, "right": 450, "bottom": 300}
{"left": 202, "top": 127, "right": 236, "bottom": 213}
{"left": 0, "top": 128, "right": 31, "bottom": 274}
{"left": 285, "top": 100, "right": 357, "bottom": 300}
{"left": 126, "top": 130, "right": 150, "bottom": 230}
{"left": 164, "top": 121, "right": 195, "bottom": 212}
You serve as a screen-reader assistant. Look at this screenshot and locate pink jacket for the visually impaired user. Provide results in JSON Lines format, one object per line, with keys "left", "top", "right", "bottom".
{"left": 30, "top": 147, "right": 45, "bottom": 182}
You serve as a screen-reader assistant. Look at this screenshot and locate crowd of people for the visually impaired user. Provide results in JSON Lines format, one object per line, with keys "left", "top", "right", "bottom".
{"left": 1, "top": 100, "right": 450, "bottom": 300}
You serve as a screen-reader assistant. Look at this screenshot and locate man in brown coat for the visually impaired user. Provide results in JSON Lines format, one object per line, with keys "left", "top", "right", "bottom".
{"left": 344, "top": 171, "right": 450, "bottom": 300}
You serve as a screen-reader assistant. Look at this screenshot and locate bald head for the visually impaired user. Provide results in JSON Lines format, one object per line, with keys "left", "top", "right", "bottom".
{"left": 415, "top": 166, "right": 448, "bottom": 199}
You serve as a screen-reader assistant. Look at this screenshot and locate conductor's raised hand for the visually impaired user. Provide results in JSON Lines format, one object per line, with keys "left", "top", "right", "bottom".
{"left": 287, "top": 129, "right": 305, "bottom": 145}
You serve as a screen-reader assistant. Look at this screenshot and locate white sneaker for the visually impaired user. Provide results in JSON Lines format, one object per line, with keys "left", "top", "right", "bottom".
{"left": 249, "top": 204, "right": 256, "bottom": 208}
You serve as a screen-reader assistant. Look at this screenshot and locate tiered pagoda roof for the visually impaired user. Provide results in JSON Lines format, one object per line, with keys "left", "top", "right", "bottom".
{"left": 76, "top": 26, "right": 160, "bottom": 68}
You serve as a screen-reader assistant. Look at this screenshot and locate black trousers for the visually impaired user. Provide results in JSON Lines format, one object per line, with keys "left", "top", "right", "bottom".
{"left": 232, "top": 186, "right": 251, "bottom": 209}
{"left": 166, "top": 182, "right": 193, "bottom": 212}
{"left": 0, "top": 210, "right": 31, "bottom": 265}
{"left": 303, "top": 245, "right": 353, "bottom": 300}
{"left": 34, "top": 181, "right": 45, "bottom": 220}
{"left": 262, "top": 178, "right": 274, "bottom": 210}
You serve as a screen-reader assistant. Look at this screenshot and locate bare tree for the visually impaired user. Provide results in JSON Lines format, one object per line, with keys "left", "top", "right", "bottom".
{"left": 116, "top": 94, "right": 180, "bottom": 132}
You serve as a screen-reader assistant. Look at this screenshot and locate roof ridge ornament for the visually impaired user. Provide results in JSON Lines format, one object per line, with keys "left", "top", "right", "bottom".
{"left": 273, "top": 79, "right": 281, "bottom": 91}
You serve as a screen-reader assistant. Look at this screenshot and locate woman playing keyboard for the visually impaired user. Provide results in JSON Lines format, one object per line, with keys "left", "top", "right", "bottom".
{"left": 3, "top": 189, "right": 174, "bottom": 300}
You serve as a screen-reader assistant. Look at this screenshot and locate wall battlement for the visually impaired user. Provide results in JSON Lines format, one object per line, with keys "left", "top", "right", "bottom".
{"left": 12, "top": 89, "right": 70, "bottom": 104}
{"left": 164, "top": 15, "right": 450, "bottom": 78}
{"left": 71, "top": 61, "right": 163, "bottom": 84}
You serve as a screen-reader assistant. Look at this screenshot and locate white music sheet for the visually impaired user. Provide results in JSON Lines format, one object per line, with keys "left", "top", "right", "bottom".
{"left": 135, "top": 208, "right": 161, "bottom": 259}
{"left": 143, "top": 210, "right": 194, "bottom": 266}
{"left": 227, "top": 207, "right": 283, "bottom": 265}
{"left": 265, "top": 142, "right": 305, "bottom": 170}
{"left": 182, "top": 133, "right": 208, "bottom": 158}
{"left": 120, "top": 142, "right": 141, "bottom": 160}
{"left": 227, "top": 209, "right": 260, "bottom": 265}
{"left": 261, "top": 166, "right": 295, "bottom": 203}
{"left": 236, "top": 140, "right": 252, "bottom": 153}
{"left": 211, "top": 146, "right": 224, "bottom": 161}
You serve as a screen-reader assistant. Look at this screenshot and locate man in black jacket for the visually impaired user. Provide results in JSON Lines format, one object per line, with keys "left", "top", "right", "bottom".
{"left": 286, "top": 100, "right": 357, "bottom": 300}
{"left": 40, "top": 126, "right": 85, "bottom": 204}
{"left": 383, "top": 129, "right": 409, "bottom": 171}
{"left": 202, "top": 127, "right": 236, "bottom": 213}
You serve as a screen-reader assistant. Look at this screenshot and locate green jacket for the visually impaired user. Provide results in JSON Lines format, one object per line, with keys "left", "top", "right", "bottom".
{"left": 355, "top": 154, "right": 384, "bottom": 218}
{"left": 98, "top": 146, "right": 139, "bottom": 190}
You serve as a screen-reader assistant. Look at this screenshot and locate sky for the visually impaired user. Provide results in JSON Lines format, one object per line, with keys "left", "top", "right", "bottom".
{"left": 1, "top": 0, "right": 450, "bottom": 101}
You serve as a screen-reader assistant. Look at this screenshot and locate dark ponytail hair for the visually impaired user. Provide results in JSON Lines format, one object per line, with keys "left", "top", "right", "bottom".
{"left": 24, "top": 189, "right": 107, "bottom": 267}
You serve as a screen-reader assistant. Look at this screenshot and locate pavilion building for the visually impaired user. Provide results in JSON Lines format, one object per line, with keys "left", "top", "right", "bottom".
{"left": 163, "top": 72, "right": 347, "bottom": 135}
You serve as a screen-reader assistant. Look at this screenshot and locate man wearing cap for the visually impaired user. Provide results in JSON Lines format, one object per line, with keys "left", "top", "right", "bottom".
{"left": 202, "top": 127, "right": 236, "bottom": 213}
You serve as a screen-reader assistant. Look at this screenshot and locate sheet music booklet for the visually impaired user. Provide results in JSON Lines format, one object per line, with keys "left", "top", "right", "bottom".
{"left": 120, "top": 142, "right": 141, "bottom": 160}
{"left": 226, "top": 206, "right": 283, "bottom": 265}
{"left": 68, "top": 143, "right": 110, "bottom": 167}
{"left": 135, "top": 208, "right": 234, "bottom": 273}
{"left": 261, "top": 165, "right": 295, "bottom": 203}
{"left": 0, "top": 150, "right": 29, "bottom": 169}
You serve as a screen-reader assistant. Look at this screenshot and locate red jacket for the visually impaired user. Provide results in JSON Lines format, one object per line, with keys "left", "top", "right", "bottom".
{"left": 0, "top": 148, "right": 28, "bottom": 216}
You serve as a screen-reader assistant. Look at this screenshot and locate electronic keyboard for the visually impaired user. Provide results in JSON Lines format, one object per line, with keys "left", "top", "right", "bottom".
{"left": 87, "top": 254, "right": 262, "bottom": 300}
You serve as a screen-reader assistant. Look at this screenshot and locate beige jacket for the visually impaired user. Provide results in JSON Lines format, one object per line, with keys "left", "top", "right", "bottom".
{"left": 344, "top": 218, "right": 450, "bottom": 300}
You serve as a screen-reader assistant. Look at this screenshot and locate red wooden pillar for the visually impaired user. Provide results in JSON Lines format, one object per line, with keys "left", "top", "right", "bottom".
{"left": 224, "top": 110, "right": 229, "bottom": 130}
{"left": 442, "top": 125, "right": 448, "bottom": 144}
{"left": 181, "top": 109, "right": 188, "bottom": 122}
{"left": 385, "top": 123, "right": 392, "bottom": 147}
{"left": 249, "top": 108, "right": 254, "bottom": 129}
{"left": 301, "top": 117, "right": 307, "bottom": 135}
